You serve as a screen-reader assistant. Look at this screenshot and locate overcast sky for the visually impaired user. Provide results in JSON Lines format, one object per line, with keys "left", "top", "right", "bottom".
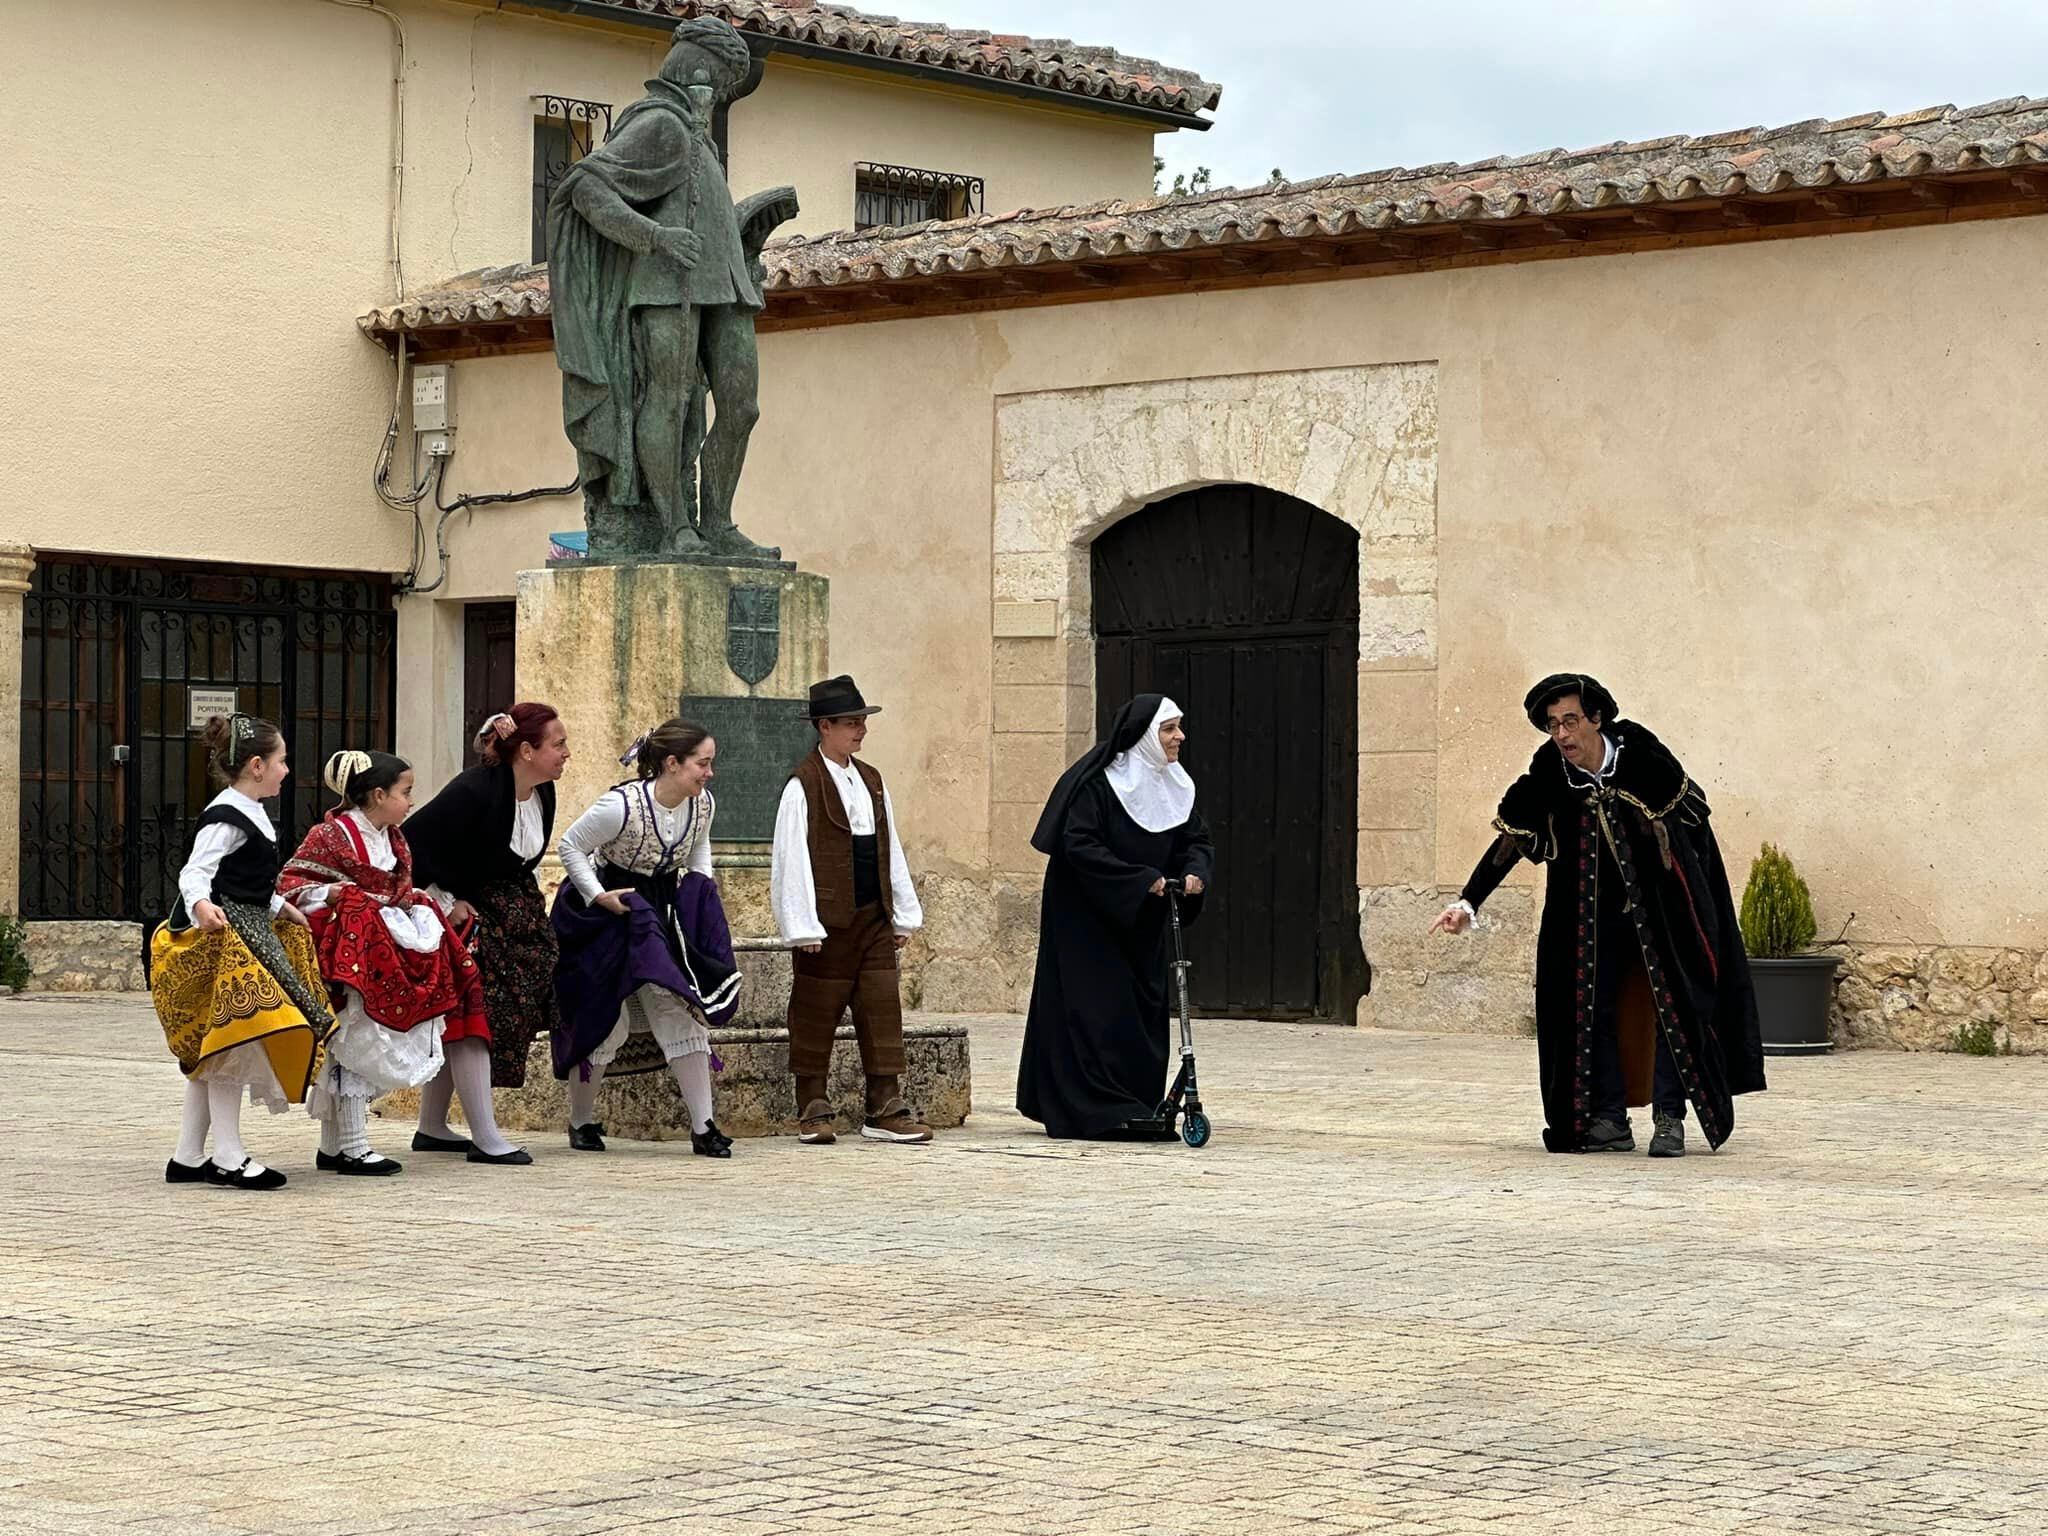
{"left": 904, "top": 0, "right": 2048, "bottom": 194}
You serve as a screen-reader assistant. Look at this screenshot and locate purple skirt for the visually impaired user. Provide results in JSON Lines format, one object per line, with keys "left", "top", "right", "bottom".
{"left": 550, "top": 865, "right": 741, "bottom": 1079}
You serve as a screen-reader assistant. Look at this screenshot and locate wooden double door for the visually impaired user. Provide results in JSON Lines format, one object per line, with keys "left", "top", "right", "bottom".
{"left": 1091, "top": 485, "right": 1369, "bottom": 1022}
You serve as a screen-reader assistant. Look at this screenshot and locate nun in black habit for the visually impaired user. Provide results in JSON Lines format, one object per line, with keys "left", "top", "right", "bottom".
{"left": 1017, "top": 695, "right": 1215, "bottom": 1140}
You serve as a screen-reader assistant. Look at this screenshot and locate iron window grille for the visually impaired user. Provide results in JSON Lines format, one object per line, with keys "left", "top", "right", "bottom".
{"left": 532, "top": 95, "right": 614, "bottom": 263}
{"left": 853, "top": 162, "right": 984, "bottom": 230}
{"left": 18, "top": 558, "right": 397, "bottom": 922}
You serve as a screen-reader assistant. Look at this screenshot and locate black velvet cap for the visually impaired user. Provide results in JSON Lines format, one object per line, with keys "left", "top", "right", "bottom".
{"left": 1523, "top": 673, "right": 1618, "bottom": 730}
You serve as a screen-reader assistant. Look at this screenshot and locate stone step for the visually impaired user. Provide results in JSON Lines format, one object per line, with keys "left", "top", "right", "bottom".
{"left": 376, "top": 1021, "right": 971, "bottom": 1141}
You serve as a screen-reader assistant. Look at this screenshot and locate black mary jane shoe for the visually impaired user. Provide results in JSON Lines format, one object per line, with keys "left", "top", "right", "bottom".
{"left": 318, "top": 1150, "right": 404, "bottom": 1176}
{"left": 568, "top": 1121, "right": 607, "bottom": 1153}
{"left": 466, "top": 1146, "right": 534, "bottom": 1166}
{"left": 204, "top": 1159, "right": 288, "bottom": 1191}
{"left": 691, "top": 1121, "right": 734, "bottom": 1159}
{"left": 165, "top": 1157, "right": 215, "bottom": 1184}
{"left": 411, "top": 1130, "right": 475, "bottom": 1154}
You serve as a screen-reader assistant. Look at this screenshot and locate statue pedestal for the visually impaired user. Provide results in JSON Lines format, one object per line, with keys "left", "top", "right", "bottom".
{"left": 517, "top": 558, "right": 828, "bottom": 833}
{"left": 481, "top": 555, "right": 974, "bottom": 1139}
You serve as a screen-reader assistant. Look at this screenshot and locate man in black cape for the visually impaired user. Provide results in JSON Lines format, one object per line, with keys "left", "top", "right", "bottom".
{"left": 1016, "top": 694, "right": 1214, "bottom": 1140}
{"left": 1434, "top": 674, "right": 1764, "bottom": 1155}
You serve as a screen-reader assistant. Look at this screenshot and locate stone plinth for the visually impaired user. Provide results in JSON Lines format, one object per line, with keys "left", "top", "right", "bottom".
{"left": 376, "top": 941, "right": 974, "bottom": 1138}
{"left": 516, "top": 559, "right": 827, "bottom": 832}
{"left": 457, "top": 1021, "right": 971, "bottom": 1141}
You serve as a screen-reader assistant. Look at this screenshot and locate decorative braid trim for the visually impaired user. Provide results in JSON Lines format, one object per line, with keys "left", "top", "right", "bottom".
{"left": 1612, "top": 776, "right": 1692, "bottom": 822}
{"left": 1491, "top": 815, "right": 1558, "bottom": 862}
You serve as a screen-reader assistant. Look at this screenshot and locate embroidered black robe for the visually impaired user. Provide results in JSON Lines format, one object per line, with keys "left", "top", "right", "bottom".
{"left": 1462, "top": 720, "right": 1765, "bottom": 1152}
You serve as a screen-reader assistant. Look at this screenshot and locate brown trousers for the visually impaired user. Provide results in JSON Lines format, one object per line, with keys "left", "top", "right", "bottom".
{"left": 787, "top": 905, "right": 906, "bottom": 1078}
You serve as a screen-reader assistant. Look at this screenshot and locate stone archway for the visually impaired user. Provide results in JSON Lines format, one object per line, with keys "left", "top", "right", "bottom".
{"left": 987, "top": 364, "right": 1440, "bottom": 1023}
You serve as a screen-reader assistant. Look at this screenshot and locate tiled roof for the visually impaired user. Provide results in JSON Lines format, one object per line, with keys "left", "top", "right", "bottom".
{"left": 559, "top": 0, "right": 1219, "bottom": 122}
{"left": 763, "top": 96, "right": 2048, "bottom": 288}
{"left": 368, "top": 265, "right": 554, "bottom": 337}
{"left": 360, "top": 97, "right": 2048, "bottom": 344}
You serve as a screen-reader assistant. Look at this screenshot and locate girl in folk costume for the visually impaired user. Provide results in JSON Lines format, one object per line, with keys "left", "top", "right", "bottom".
{"left": 277, "top": 750, "right": 489, "bottom": 1176}
{"left": 551, "top": 719, "right": 742, "bottom": 1157}
{"left": 150, "top": 714, "right": 335, "bottom": 1191}
{"left": 399, "top": 703, "right": 568, "bottom": 1166}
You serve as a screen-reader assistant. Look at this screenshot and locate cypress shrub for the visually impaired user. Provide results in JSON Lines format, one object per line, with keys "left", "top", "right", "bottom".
{"left": 1738, "top": 843, "right": 1818, "bottom": 959}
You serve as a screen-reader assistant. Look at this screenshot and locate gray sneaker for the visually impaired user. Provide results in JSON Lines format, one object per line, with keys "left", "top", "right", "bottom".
{"left": 1583, "top": 1117, "right": 1634, "bottom": 1153}
{"left": 1648, "top": 1112, "right": 1686, "bottom": 1158}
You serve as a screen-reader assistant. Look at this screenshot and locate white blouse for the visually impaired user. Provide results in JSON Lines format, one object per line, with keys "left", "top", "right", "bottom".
{"left": 557, "top": 787, "right": 715, "bottom": 901}
{"left": 770, "top": 751, "right": 923, "bottom": 946}
{"left": 177, "top": 788, "right": 285, "bottom": 917}
{"left": 510, "top": 793, "right": 546, "bottom": 861}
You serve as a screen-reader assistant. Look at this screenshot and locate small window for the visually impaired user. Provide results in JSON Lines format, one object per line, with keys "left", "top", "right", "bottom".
{"left": 853, "top": 163, "right": 985, "bottom": 231}
{"left": 531, "top": 96, "right": 613, "bottom": 264}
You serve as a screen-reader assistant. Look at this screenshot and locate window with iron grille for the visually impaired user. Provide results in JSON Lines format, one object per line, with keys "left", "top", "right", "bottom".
{"left": 532, "top": 96, "right": 613, "bottom": 263}
{"left": 853, "top": 163, "right": 984, "bottom": 230}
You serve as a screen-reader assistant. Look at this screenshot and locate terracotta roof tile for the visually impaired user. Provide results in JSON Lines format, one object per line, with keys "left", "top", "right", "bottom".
{"left": 756, "top": 95, "right": 2048, "bottom": 289}
{"left": 563, "top": 0, "right": 1219, "bottom": 121}
{"left": 360, "top": 96, "right": 2048, "bottom": 338}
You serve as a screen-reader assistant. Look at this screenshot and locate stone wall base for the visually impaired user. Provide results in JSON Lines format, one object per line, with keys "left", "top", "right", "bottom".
{"left": 1355, "top": 885, "right": 1540, "bottom": 1035}
{"left": 24, "top": 921, "right": 146, "bottom": 993}
{"left": 1835, "top": 945, "right": 2048, "bottom": 1054}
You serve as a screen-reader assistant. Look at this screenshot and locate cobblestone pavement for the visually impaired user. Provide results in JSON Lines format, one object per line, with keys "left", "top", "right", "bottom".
{"left": 4, "top": 995, "right": 2046, "bottom": 1536}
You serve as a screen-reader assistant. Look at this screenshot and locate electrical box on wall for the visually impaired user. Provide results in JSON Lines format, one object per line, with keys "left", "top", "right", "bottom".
{"left": 412, "top": 363, "right": 455, "bottom": 455}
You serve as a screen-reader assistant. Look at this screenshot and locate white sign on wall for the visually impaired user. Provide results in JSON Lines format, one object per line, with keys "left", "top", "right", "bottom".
{"left": 188, "top": 689, "right": 240, "bottom": 731}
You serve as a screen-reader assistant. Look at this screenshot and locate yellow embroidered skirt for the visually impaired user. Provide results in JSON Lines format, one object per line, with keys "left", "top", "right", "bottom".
{"left": 149, "top": 901, "right": 332, "bottom": 1107}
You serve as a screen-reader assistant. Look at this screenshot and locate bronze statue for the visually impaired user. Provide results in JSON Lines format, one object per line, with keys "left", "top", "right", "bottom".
{"left": 547, "top": 19, "right": 797, "bottom": 562}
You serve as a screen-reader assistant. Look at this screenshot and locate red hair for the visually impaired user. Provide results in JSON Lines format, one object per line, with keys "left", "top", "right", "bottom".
{"left": 476, "top": 701, "right": 560, "bottom": 766}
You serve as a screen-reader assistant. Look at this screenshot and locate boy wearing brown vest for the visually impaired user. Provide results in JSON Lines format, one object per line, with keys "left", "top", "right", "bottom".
{"left": 770, "top": 676, "right": 932, "bottom": 1144}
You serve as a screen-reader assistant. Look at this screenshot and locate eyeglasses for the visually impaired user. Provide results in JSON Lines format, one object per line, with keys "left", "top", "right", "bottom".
{"left": 1544, "top": 713, "right": 1586, "bottom": 735}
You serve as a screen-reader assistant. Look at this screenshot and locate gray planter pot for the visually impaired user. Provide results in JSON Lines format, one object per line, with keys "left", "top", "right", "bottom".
{"left": 1750, "top": 953, "right": 1841, "bottom": 1056}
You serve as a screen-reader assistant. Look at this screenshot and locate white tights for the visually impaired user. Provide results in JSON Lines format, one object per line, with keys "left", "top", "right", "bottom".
{"left": 416, "top": 1037, "right": 517, "bottom": 1156}
{"left": 173, "top": 1078, "right": 269, "bottom": 1176}
{"left": 568, "top": 1049, "right": 714, "bottom": 1134}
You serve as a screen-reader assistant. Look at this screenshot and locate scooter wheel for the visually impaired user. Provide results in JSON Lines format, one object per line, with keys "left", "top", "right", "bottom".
{"left": 1181, "top": 1111, "right": 1211, "bottom": 1148}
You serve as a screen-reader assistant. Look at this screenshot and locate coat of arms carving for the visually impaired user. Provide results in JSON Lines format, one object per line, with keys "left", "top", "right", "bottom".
{"left": 726, "top": 585, "right": 780, "bottom": 686}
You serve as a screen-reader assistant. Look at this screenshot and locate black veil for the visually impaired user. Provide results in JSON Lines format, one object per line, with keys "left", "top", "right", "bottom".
{"left": 1028, "top": 694, "right": 1167, "bottom": 857}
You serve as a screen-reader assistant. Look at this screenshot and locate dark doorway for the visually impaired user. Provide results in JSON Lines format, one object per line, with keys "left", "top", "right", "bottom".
{"left": 19, "top": 556, "right": 396, "bottom": 921}
{"left": 462, "top": 601, "right": 519, "bottom": 766}
{"left": 1092, "top": 484, "right": 1368, "bottom": 1022}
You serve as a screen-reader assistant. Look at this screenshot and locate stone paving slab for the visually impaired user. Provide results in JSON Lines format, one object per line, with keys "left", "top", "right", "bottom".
{"left": 3, "top": 994, "right": 2046, "bottom": 1535}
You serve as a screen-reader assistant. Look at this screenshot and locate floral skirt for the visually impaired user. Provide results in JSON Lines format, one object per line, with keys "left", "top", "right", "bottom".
{"left": 149, "top": 901, "right": 334, "bottom": 1108}
{"left": 467, "top": 875, "right": 558, "bottom": 1088}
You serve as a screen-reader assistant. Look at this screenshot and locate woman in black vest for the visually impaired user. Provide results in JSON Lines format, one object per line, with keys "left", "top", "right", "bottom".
{"left": 149, "top": 713, "right": 335, "bottom": 1190}
{"left": 401, "top": 702, "right": 568, "bottom": 1165}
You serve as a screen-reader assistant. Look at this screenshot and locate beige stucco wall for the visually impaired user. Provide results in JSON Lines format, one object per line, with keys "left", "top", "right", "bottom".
{"left": 415, "top": 215, "right": 2048, "bottom": 968}
{"left": 0, "top": 0, "right": 1158, "bottom": 577}
{"left": 732, "top": 57, "right": 1159, "bottom": 237}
